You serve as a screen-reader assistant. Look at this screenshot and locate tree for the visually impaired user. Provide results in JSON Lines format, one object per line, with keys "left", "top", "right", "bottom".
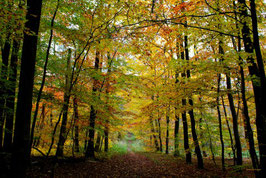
{"left": 11, "top": 0, "right": 43, "bottom": 176}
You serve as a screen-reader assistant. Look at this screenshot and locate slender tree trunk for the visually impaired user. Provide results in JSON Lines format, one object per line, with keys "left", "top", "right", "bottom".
{"left": 165, "top": 105, "right": 170, "bottom": 154}
{"left": 240, "top": 62, "right": 259, "bottom": 172}
{"left": 104, "top": 52, "right": 113, "bottom": 153}
{"left": 85, "top": 50, "right": 100, "bottom": 158}
{"left": 238, "top": 1, "right": 266, "bottom": 175}
{"left": 73, "top": 97, "right": 79, "bottom": 153}
{"left": 216, "top": 73, "right": 225, "bottom": 170}
{"left": 221, "top": 96, "right": 236, "bottom": 165}
{"left": 188, "top": 98, "right": 204, "bottom": 168}
{"left": 150, "top": 116, "right": 159, "bottom": 151}
{"left": 11, "top": 0, "right": 43, "bottom": 176}
{"left": 157, "top": 117, "right": 163, "bottom": 152}
{"left": 181, "top": 46, "right": 191, "bottom": 163}
{"left": 174, "top": 39, "right": 181, "bottom": 157}
{"left": 3, "top": 37, "right": 20, "bottom": 152}
{"left": 204, "top": 117, "right": 216, "bottom": 165}
{"left": 231, "top": 24, "right": 259, "bottom": 173}
{"left": 33, "top": 104, "right": 46, "bottom": 147}
{"left": 184, "top": 31, "right": 203, "bottom": 168}
{"left": 104, "top": 126, "right": 109, "bottom": 152}
{"left": 226, "top": 74, "right": 242, "bottom": 165}
{"left": 56, "top": 49, "right": 72, "bottom": 157}
{"left": 30, "top": 0, "right": 60, "bottom": 154}
{"left": 182, "top": 98, "right": 191, "bottom": 164}
{"left": 156, "top": 103, "right": 163, "bottom": 152}
{"left": 174, "top": 107, "right": 180, "bottom": 156}
{"left": 47, "top": 110, "right": 63, "bottom": 157}
{"left": 198, "top": 97, "right": 207, "bottom": 157}
{"left": 0, "top": 30, "right": 11, "bottom": 151}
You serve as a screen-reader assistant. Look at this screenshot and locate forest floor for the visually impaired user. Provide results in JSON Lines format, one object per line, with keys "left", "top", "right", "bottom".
{"left": 27, "top": 152, "right": 255, "bottom": 178}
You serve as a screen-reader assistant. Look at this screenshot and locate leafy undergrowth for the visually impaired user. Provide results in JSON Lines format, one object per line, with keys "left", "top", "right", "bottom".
{"left": 26, "top": 152, "right": 255, "bottom": 178}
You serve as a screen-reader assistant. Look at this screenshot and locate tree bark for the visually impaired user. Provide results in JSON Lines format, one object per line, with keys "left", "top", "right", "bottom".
{"left": 174, "top": 107, "right": 180, "bottom": 156}
{"left": 73, "top": 96, "right": 80, "bottom": 153}
{"left": 157, "top": 117, "right": 163, "bottom": 152}
{"left": 221, "top": 96, "right": 236, "bottom": 165}
{"left": 238, "top": 0, "right": 266, "bottom": 175}
{"left": 56, "top": 49, "right": 72, "bottom": 157}
{"left": 3, "top": 37, "right": 20, "bottom": 152}
{"left": 226, "top": 74, "right": 242, "bottom": 165}
{"left": 85, "top": 50, "right": 100, "bottom": 158}
{"left": 11, "top": 0, "right": 42, "bottom": 176}
{"left": 216, "top": 73, "right": 225, "bottom": 170}
{"left": 165, "top": 105, "right": 170, "bottom": 154}
{"left": 185, "top": 30, "right": 203, "bottom": 168}
{"left": 30, "top": 0, "right": 60, "bottom": 154}
{"left": 0, "top": 28, "right": 11, "bottom": 151}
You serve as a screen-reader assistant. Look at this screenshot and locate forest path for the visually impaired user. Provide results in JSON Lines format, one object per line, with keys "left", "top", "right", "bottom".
{"left": 27, "top": 152, "right": 254, "bottom": 177}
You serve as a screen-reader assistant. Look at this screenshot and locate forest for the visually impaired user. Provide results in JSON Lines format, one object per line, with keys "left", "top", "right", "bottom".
{"left": 0, "top": 0, "right": 265, "bottom": 177}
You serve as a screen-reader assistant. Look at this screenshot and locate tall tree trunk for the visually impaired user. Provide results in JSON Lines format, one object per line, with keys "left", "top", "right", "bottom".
{"left": 216, "top": 73, "right": 225, "bottom": 170}
{"left": 3, "top": 37, "right": 20, "bottom": 152}
{"left": 221, "top": 96, "right": 236, "bottom": 165}
{"left": 165, "top": 105, "right": 170, "bottom": 154}
{"left": 11, "top": 0, "right": 43, "bottom": 176}
{"left": 157, "top": 117, "right": 163, "bottom": 152}
{"left": 156, "top": 103, "right": 163, "bottom": 152}
{"left": 238, "top": 0, "right": 266, "bottom": 175}
{"left": 188, "top": 98, "right": 204, "bottom": 168}
{"left": 182, "top": 98, "right": 191, "bottom": 164}
{"left": 181, "top": 47, "right": 191, "bottom": 164}
{"left": 56, "top": 49, "right": 72, "bottom": 157}
{"left": 30, "top": 0, "right": 60, "bottom": 154}
{"left": 0, "top": 27, "right": 11, "bottom": 151}
{"left": 231, "top": 22, "right": 259, "bottom": 173}
{"left": 104, "top": 51, "right": 113, "bottom": 152}
{"left": 174, "top": 107, "right": 180, "bottom": 156}
{"left": 240, "top": 60, "right": 259, "bottom": 173}
{"left": 85, "top": 50, "right": 100, "bottom": 158}
{"left": 185, "top": 30, "right": 203, "bottom": 168}
{"left": 174, "top": 38, "right": 181, "bottom": 157}
{"left": 250, "top": 0, "right": 266, "bottom": 175}
{"left": 226, "top": 74, "right": 242, "bottom": 165}
{"left": 0, "top": 0, "right": 13, "bottom": 147}
{"left": 73, "top": 96, "right": 79, "bottom": 153}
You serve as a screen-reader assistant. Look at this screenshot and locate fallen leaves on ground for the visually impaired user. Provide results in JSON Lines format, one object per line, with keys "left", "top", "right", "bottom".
{"left": 27, "top": 152, "right": 255, "bottom": 178}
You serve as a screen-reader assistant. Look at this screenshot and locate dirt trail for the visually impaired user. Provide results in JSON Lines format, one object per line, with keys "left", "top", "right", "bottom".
{"left": 27, "top": 152, "right": 255, "bottom": 178}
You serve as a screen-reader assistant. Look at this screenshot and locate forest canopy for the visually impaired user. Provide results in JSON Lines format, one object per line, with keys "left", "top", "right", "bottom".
{"left": 0, "top": 0, "right": 265, "bottom": 177}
